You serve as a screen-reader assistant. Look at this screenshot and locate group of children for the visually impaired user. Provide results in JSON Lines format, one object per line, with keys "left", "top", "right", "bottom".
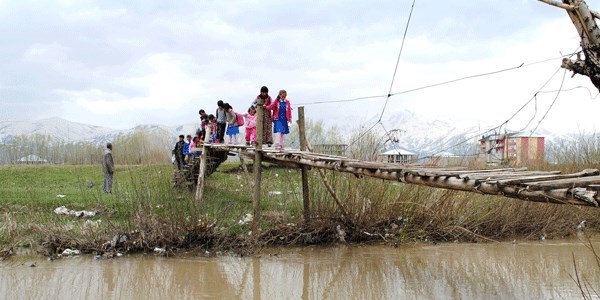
{"left": 200, "top": 86, "right": 292, "bottom": 148}
{"left": 173, "top": 86, "right": 293, "bottom": 168}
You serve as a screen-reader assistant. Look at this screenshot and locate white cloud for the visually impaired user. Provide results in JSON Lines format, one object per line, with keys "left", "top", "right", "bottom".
{"left": 22, "top": 42, "right": 70, "bottom": 64}
{"left": 3, "top": 0, "right": 600, "bottom": 136}
{"left": 60, "top": 6, "right": 127, "bottom": 21}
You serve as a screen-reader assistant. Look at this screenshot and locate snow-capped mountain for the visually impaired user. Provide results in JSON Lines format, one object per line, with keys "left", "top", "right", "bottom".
{"left": 0, "top": 117, "right": 118, "bottom": 143}
{"left": 363, "top": 110, "right": 483, "bottom": 155}
{"left": 0, "top": 117, "right": 201, "bottom": 145}
{"left": 0, "top": 112, "right": 563, "bottom": 158}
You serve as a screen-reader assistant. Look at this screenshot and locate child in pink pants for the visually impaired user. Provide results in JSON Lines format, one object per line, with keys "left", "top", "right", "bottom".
{"left": 244, "top": 106, "right": 257, "bottom": 145}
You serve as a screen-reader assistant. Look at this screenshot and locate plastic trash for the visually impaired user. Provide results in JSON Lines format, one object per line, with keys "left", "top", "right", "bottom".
{"left": 62, "top": 249, "right": 81, "bottom": 256}
{"left": 54, "top": 206, "right": 96, "bottom": 218}
{"left": 238, "top": 213, "right": 253, "bottom": 225}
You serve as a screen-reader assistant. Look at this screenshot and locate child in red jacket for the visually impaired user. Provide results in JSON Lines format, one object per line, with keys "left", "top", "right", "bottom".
{"left": 266, "top": 90, "right": 292, "bottom": 150}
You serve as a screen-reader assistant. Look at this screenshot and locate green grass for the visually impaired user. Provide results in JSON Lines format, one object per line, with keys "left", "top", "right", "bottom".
{"left": 1, "top": 161, "right": 599, "bottom": 257}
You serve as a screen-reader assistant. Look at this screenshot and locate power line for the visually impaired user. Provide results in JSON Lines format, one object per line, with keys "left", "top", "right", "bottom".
{"left": 295, "top": 94, "right": 387, "bottom": 106}
{"left": 342, "top": 0, "right": 417, "bottom": 152}
{"left": 530, "top": 68, "right": 567, "bottom": 135}
{"left": 422, "top": 66, "right": 565, "bottom": 157}
{"left": 343, "top": 121, "right": 381, "bottom": 151}
{"left": 388, "top": 63, "right": 524, "bottom": 97}
{"left": 379, "top": 0, "right": 417, "bottom": 122}
{"left": 295, "top": 54, "right": 573, "bottom": 107}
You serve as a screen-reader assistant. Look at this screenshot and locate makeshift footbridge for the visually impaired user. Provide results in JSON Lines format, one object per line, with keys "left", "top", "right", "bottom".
{"left": 191, "top": 106, "right": 600, "bottom": 229}
{"left": 202, "top": 144, "right": 600, "bottom": 208}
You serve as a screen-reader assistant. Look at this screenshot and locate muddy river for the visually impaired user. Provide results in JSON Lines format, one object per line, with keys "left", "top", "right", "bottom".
{"left": 2, "top": 239, "right": 599, "bottom": 299}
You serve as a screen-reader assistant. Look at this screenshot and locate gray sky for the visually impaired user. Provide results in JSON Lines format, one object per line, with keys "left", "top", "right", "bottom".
{"left": 1, "top": 0, "right": 598, "bottom": 134}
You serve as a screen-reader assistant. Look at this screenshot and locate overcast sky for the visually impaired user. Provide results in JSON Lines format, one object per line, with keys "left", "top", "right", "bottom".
{"left": 2, "top": 0, "right": 599, "bottom": 135}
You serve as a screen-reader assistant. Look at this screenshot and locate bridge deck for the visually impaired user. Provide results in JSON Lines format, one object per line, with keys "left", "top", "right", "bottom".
{"left": 205, "top": 144, "right": 600, "bottom": 207}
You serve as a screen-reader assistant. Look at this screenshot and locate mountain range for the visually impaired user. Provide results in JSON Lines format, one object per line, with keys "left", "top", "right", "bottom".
{"left": 0, "top": 111, "right": 560, "bottom": 156}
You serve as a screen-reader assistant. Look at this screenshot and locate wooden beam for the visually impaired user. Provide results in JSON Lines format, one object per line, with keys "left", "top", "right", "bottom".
{"left": 194, "top": 126, "right": 212, "bottom": 201}
{"left": 252, "top": 97, "right": 265, "bottom": 233}
{"left": 298, "top": 106, "right": 311, "bottom": 222}
{"left": 257, "top": 152, "right": 600, "bottom": 206}
{"left": 526, "top": 175, "right": 600, "bottom": 191}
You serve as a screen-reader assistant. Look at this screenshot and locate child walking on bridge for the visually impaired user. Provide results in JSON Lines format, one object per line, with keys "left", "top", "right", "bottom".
{"left": 244, "top": 106, "right": 257, "bottom": 145}
{"left": 266, "top": 90, "right": 292, "bottom": 150}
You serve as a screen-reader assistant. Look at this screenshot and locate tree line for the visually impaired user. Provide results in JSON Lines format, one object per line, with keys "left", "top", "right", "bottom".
{"left": 0, "top": 127, "right": 172, "bottom": 165}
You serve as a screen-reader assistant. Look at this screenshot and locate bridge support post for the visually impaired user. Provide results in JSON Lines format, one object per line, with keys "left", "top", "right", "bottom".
{"left": 195, "top": 126, "right": 212, "bottom": 201}
{"left": 298, "top": 106, "right": 310, "bottom": 222}
{"left": 194, "top": 126, "right": 211, "bottom": 201}
{"left": 252, "top": 98, "right": 265, "bottom": 234}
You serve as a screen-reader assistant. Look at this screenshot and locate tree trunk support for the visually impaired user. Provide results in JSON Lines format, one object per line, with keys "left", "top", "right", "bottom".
{"left": 538, "top": 0, "right": 600, "bottom": 91}
{"left": 252, "top": 98, "right": 265, "bottom": 234}
{"left": 298, "top": 106, "right": 311, "bottom": 222}
{"left": 195, "top": 126, "right": 212, "bottom": 201}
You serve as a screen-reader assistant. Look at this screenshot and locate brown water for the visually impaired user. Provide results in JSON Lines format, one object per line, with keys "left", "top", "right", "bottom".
{"left": 1, "top": 239, "right": 599, "bottom": 299}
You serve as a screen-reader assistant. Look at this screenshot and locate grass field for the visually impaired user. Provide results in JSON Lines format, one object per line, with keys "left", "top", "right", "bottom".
{"left": 1, "top": 161, "right": 599, "bottom": 258}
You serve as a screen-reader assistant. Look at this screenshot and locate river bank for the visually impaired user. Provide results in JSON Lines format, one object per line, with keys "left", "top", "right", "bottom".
{"left": 1, "top": 163, "right": 599, "bottom": 259}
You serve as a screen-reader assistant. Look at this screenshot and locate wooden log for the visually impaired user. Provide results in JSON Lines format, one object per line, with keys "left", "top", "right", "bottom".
{"left": 538, "top": 0, "right": 600, "bottom": 91}
{"left": 463, "top": 171, "right": 561, "bottom": 181}
{"left": 305, "top": 141, "right": 350, "bottom": 218}
{"left": 252, "top": 97, "right": 265, "bottom": 233}
{"left": 261, "top": 153, "right": 598, "bottom": 206}
{"left": 494, "top": 169, "right": 599, "bottom": 186}
{"left": 526, "top": 175, "right": 600, "bottom": 191}
{"left": 224, "top": 147, "right": 600, "bottom": 207}
{"left": 298, "top": 106, "right": 310, "bottom": 222}
{"left": 195, "top": 125, "right": 212, "bottom": 201}
{"left": 586, "top": 184, "right": 600, "bottom": 191}
{"left": 403, "top": 174, "right": 598, "bottom": 206}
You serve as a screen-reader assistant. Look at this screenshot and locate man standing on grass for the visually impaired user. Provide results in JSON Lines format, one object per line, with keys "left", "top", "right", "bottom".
{"left": 102, "top": 142, "right": 114, "bottom": 193}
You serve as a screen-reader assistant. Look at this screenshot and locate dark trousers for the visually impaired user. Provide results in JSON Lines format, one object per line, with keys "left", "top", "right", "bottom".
{"left": 216, "top": 122, "right": 226, "bottom": 143}
{"left": 175, "top": 155, "right": 184, "bottom": 170}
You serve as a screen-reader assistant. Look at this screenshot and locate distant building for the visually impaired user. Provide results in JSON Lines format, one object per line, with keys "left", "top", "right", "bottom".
{"left": 479, "top": 132, "right": 544, "bottom": 165}
{"left": 378, "top": 147, "right": 417, "bottom": 164}
{"left": 16, "top": 154, "right": 48, "bottom": 164}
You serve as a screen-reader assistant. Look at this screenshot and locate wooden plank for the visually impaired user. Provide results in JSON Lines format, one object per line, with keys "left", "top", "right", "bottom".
{"left": 457, "top": 168, "right": 528, "bottom": 179}
{"left": 494, "top": 169, "right": 599, "bottom": 186}
{"left": 526, "top": 175, "right": 600, "bottom": 191}
{"left": 406, "top": 167, "right": 527, "bottom": 178}
{"left": 465, "top": 171, "right": 561, "bottom": 181}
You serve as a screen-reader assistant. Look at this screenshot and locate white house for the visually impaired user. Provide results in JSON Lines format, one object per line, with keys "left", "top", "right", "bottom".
{"left": 16, "top": 154, "right": 48, "bottom": 164}
{"left": 378, "top": 148, "right": 417, "bottom": 164}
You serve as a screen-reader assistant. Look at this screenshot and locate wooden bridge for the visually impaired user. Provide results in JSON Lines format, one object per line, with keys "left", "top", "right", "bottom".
{"left": 191, "top": 106, "right": 600, "bottom": 229}
{"left": 201, "top": 144, "right": 600, "bottom": 208}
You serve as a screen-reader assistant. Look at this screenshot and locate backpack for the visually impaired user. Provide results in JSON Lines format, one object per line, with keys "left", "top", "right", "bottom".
{"left": 235, "top": 112, "right": 244, "bottom": 126}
